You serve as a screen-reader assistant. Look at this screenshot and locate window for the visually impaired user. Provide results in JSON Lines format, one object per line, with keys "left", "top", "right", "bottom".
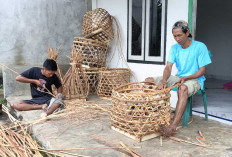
{"left": 127, "top": 0, "right": 167, "bottom": 64}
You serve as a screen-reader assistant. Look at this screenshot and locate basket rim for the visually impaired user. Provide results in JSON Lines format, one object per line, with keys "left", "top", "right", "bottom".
{"left": 113, "top": 82, "right": 179, "bottom": 95}
{"left": 99, "top": 68, "right": 131, "bottom": 73}
{"left": 74, "top": 37, "right": 108, "bottom": 46}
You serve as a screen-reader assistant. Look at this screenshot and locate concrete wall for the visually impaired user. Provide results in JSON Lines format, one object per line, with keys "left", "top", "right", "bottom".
{"left": 93, "top": 0, "right": 189, "bottom": 108}
{"left": 196, "top": 0, "right": 232, "bottom": 80}
{"left": 0, "top": 0, "right": 88, "bottom": 97}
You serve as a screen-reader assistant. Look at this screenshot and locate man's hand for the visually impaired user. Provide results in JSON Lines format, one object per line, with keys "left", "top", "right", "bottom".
{"left": 145, "top": 77, "right": 155, "bottom": 85}
{"left": 158, "top": 81, "right": 167, "bottom": 90}
{"left": 178, "top": 77, "right": 186, "bottom": 85}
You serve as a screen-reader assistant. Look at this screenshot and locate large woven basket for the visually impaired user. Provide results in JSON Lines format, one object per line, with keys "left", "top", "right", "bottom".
{"left": 82, "top": 8, "right": 114, "bottom": 43}
{"left": 97, "top": 68, "right": 130, "bottom": 97}
{"left": 73, "top": 37, "right": 108, "bottom": 68}
{"left": 110, "top": 82, "right": 173, "bottom": 142}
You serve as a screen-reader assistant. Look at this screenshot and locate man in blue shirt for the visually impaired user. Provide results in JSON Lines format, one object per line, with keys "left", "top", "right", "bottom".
{"left": 146, "top": 20, "right": 211, "bottom": 136}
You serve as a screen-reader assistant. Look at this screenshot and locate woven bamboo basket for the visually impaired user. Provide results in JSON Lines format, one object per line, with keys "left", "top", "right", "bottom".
{"left": 62, "top": 47, "right": 89, "bottom": 100}
{"left": 97, "top": 68, "right": 130, "bottom": 97}
{"left": 73, "top": 37, "right": 108, "bottom": 68}
{"left": 82, "top": 8, "right": 114, "bottom": 43}
{"left": 110, "top": 82, "right": 175, "bottom": 142}
{"left": 83, "top": 68, "right": 101, "bottom": 94}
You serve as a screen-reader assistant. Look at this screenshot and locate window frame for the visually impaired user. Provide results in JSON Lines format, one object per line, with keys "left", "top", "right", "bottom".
{"left": 127, "top": 0, "right": 168, "bottom": 65}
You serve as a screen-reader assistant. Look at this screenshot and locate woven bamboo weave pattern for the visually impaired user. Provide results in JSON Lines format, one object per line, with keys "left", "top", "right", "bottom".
{"left": 82, "top": 8, "right": 114, "bottom": 43}
{"left": 83, "top": 68, "right": 101, "bottom": 94}
{"left": 62, "top": 47, "right": 89, "bottom": 100}
{"left": 110, "top": 82, "right": 171, "bottom": 142}
{"left": 97, "top": 68, "right": 130, "bottom": 97}
{"left": 73, "top": 37, "right": 108, "bottom": 68}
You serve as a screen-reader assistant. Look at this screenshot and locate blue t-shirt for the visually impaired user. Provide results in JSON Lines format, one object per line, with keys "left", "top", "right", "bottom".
{"left": 168, "top": 40, "right": 212, "bottom": 89}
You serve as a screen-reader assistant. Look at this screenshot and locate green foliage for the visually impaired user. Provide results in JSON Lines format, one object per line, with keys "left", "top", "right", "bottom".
{"left": 0, "top": 84, "right": 3, "bottom": 89}
{"left": 0, "top": 98, "right": 6, "bottom": 104}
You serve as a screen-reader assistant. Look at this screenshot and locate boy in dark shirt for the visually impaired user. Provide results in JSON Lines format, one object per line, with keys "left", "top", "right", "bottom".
{"left": 13, "top": 59, "right": 63, "bottom": 116}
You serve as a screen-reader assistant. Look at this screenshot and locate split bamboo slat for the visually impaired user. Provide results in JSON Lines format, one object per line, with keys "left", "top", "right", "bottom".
{"left": 110, "top": 82, "right": 172, "bottom": 142}
{"left": 62, "top": 46, "right": 89, "bottom": 100}
{"left": 82, "top": 8, "right": 114, "bottom": 43}
{"left": 73, "top": 37, "right": 108, "bottom": 68}
{"left": 97, "top": 68, "right": 130, "bottom": 97}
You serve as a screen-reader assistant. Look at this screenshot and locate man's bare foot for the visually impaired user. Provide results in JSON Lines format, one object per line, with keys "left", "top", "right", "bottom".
{"left": 42, "top": 104, "right": 48, "bottom": 112}
{"left": 160, "top": 124, "right": 177, "bottom": 137}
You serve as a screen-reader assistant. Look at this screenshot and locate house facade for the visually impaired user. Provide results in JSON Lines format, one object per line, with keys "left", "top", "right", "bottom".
{"left": 93, "top": 0, "right": 232, "bottom": 123}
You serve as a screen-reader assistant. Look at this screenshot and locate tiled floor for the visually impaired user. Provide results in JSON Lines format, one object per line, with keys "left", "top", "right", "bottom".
{"left": 193, "top": 78, "right": 232, "bottom": 122}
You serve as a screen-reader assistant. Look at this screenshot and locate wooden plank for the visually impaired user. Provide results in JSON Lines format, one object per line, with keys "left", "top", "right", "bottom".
{"left": 111, "top": 126, "right": 160, "bottom": 142}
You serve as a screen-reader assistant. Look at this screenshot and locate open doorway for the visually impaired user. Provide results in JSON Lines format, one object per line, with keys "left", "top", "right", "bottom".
{"left": 193, "top": 0, "right": 232, "bottom": 123}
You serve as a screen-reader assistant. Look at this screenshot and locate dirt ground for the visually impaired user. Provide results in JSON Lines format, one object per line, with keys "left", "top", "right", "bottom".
{"left": 2, "top": 90, "right": 232, "bottom": 157}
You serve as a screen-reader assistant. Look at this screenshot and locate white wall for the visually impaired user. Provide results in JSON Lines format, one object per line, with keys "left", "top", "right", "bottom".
{"left": 94, "top": 0, "right": 189, "bottom": 107}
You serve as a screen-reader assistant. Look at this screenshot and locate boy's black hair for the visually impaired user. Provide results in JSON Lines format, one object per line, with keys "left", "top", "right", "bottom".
{"left": 43, "top": 59, "right": 57, "bottom": 71}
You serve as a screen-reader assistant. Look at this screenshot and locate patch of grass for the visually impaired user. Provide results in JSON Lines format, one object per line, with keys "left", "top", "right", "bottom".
{"left": 0, "top": 98, "right": 7, "bottom": 104}
{"left": 0, "top": 84, "right": 3, "bottom": 89}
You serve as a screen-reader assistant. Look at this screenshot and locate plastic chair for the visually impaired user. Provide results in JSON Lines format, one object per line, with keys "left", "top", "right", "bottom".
{"left": 172, "top": 50, "right": 212, "bottom": 128}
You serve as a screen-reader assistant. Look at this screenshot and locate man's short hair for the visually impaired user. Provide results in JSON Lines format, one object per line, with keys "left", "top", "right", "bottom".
{"left": 43, "top": 59, "right": 57, "bottom": 71}
{"left": 172, "top": 20, "right": 192, "bottom": 38}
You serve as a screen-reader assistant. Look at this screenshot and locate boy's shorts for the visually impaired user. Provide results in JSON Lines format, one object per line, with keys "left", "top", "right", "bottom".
{"left": 153, "top": 75, "right": 200, "bottom": 97}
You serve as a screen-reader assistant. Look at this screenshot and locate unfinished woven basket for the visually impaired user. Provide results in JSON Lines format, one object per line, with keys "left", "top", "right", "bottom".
{"left": 97, "top": 68, "right": 130, "bottom": 97}
{"left": 73, "top": 37, "right": 108, "bottom": 68}
{"left": 62, "top": 47, "right": 89, "bottom": 100}
{"left": 82, "top": 8, "right": 114, "bottom": 43}
{"left": 46, "top": 46, "right": 64, "bottom": 95}
{"left": 110, "top": 82, "right": 172, "bottom": 142}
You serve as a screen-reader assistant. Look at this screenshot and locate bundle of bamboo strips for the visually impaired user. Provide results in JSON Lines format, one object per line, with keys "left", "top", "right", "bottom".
{"left": 0, "top": 122, "right": 53, "bottom": 157}
{"left": 46, "top": 46, "right": 64, "bottom": 84}
{"left": 47, "top": 46, "right": 64, "bottom": 96}
{"left": 62, "top": 46, "right": 89, "bottom": 100}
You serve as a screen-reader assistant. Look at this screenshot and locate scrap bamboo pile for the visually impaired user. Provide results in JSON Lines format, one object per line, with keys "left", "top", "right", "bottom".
{"left": 0, "top": 123, "right": 51, "bottom": 157}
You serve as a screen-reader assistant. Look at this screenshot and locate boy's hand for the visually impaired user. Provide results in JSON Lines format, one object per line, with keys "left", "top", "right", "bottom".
{"left": 56, "top": 93, "right": 63, "bottom": 101}
{"left": 34, "top": 80, "right": 44, "bottom": 88}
